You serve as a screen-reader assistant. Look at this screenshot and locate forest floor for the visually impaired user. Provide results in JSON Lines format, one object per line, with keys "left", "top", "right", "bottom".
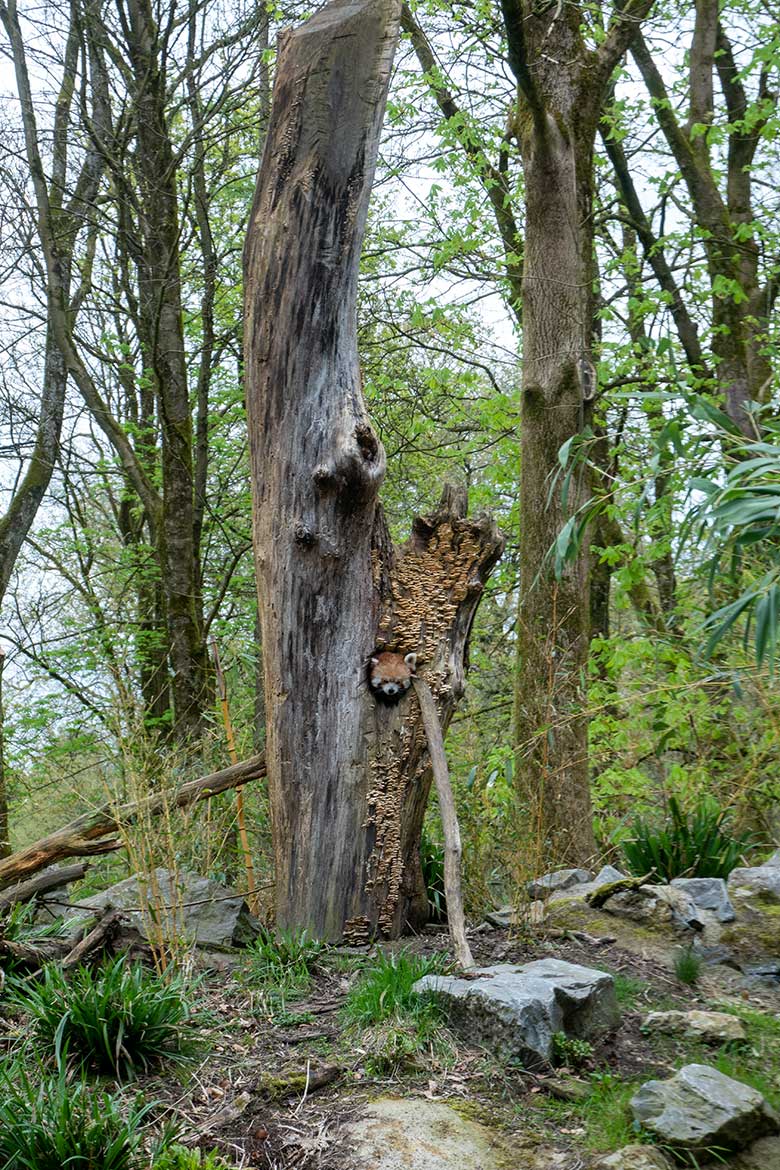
{"left": 74, "top": 923, "right": 778, "bottom": 1170}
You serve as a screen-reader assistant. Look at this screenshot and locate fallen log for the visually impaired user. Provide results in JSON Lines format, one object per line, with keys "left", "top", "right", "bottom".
{"left": 0, "top": 753, "right": 267, "bottom": 890}
{"left": 0, "top": 862, "right": 89, "bottom": 909}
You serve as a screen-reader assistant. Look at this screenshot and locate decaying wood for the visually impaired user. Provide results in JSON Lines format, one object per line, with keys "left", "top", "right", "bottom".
{"left": 244, "top": 0, "right": 503, "bottom": 943}
{"left": 413, "top": 677, "right": 473, "bottom": 971}
{"left": 180, "top": 1092, "right": 252, "bottom": 1147}
{"left": 0, "top": 862, "right": 89, "bottom": 909}
{"left": 585, "top": 874, "right": 653, "bottom": 909}
{"left": 0, "top": 907, "right": 143, "bottom": 976}
{"left": 62, "top": 908, "right": 124, "bottom": 969}
{"left": 258, "top": 1063, "right": 341, "bottom": 1100}
{"left": 0, "top": 753, "right": 266, "bottom": 889}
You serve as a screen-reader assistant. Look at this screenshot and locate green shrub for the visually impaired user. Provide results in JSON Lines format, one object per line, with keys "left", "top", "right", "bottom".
{"left": 551, "top": 1032, "right": 594, "bottom": 1070}
{"left": 343, "top": 949, "right": 447, "bottom": 1026}
{"left": 0, "top": 1063, "right": 152, "bottom": 1170}
{"left": 152, "top": 1146, "right": 233, "bottom": 1170}
{"left": 244, "top": 927, "right": 324, "bottom": 994}
{"left": 674, "top": 946, "right": 703, "bottom": 986}
{"left": 13, "top": 956, "right": 197, "bottom": 1080}
{"left": 622, "top": 795, "right": 753, "bottom": 882}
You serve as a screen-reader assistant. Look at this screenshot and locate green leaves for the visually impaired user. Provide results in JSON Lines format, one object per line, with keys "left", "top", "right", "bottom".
{"left": 622, "top": 795, "right": 754, "bottom": 883}
{"left": 11, "top": 957, "right": 199, "bottom": 1081}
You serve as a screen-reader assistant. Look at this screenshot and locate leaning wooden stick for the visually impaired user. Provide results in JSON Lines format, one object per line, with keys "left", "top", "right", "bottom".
{"left": 413, "top": 677, "right": 474, "bottom": 970}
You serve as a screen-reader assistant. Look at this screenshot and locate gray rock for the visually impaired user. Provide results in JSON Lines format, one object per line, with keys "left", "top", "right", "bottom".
{"left": 742, "top": 963, "right": 780, "bottom": 987}
{"left": 482, "top": 905, "right": 515, "bottom": 929}
{"left": 66, "top": 867, "right": 261, "bottom": 948}
{"left": 594, "top": 1146, "right": 672, "bottom": 1170}
{"left": 342, "top": 1097, "right": 512, "bottom": 1169}
{"left": 729, "top": 867, "right": 780, "bottom": 903}
{"left": 481, "top": 901, "right": 545, "bottom": 928}
{"left": 641, "top": 1010, "right": 746, "bottom": 1044}
{"left": 655, "top": 885, "right": 705, "bottom": 931}
{"left": 764, "top": 849, "right": 780, "bottom": 868}
{"left": 527, "top": 868, "right": 592, "bottom": 899}
{"left": 414, "top": 958, "right": 619, "bottom": 1067}
{"left": 593, "top": 864, "right": 627, "bottom": 887}
{"left": 729, "top": 1135, "right": 780, "bottom": 1169}
{"left": 670, "top": 877, "right": 736, "bottom": 922}
{"left": 630, "top": 1064, "right": 780, "bottom": 1152}
{"left": 602, "top": 883, "right": 704, "bottom": 932}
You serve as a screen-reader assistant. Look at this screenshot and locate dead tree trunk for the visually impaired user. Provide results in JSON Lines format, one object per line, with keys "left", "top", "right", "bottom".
{"left": 244, "top": 0, "right": 503, "bottom": 942}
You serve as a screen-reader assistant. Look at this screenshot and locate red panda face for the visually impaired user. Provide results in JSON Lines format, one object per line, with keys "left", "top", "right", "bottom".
{"left": 369, "top": 651, "right": 417, "bottom": 704}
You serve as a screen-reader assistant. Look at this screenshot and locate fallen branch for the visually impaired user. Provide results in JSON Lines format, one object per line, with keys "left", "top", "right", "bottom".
{"left": 413, "top": 677, "right": 474, "bottom": 971}
{"left": 0, "top": 863, "right": 89, "bottom": 909}
{"left": 0, "top": 754, "right": 267, "bottom": 890}
{"left": 62, "top": 908, "right": 124, "bottom": 969}
{"left": 585, "top": 873, "right": 653, "bottom": 909}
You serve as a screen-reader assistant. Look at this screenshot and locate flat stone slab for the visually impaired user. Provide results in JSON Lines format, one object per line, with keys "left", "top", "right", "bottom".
{"left": 641, "top": 1010, "right": 746, "bottom": 1044}
{"left": 631, "top": 1064, "right": 780, "bottom": 1152}
{"left": 414, "top": 959, "right": 619, "bottom": 1067}
{"left": 729, "top": 867, "right": 780, "bottom": 903}
{"left": 66, "top": 867, "right": 260, "bottom": 948}
{"left": 342, "top": 1097, "right": 508, "bottom": 1169}
{"left": 594, "top": 1146, "right": 672, "bottom": 1170}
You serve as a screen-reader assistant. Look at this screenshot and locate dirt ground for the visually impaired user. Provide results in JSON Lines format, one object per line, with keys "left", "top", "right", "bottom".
{"left": 139, "top": 925, "right": 778, "bottom": 1168}
{"left": 2, "top": 921, "right": 777, "bottom": 1170}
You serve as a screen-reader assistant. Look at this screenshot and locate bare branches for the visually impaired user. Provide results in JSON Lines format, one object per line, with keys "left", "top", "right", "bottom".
{"left": 400, "top": 1, "right": 523, "bottom": 315}
{"left": 594, "top": 0, "right": 657, "bottom": 87}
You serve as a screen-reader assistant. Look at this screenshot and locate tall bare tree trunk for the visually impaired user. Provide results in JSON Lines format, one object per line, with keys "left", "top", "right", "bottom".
{"left": 244, "top": 0, "right": 503, "bottom": 940}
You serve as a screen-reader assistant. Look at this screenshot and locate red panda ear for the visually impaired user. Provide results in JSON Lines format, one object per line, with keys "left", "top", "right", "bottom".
{"left": 404, "top": 653, "right": 417, "bottom": 671}
{"left": 370, "top": 657, "right": 379, "bottom": 666}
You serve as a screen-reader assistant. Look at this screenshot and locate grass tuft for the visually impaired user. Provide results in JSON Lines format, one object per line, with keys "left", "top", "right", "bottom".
{"left": 673, "top": 946, "right": 703, "bottom": 986}
{"left": 0, "top": 1062, "right": 152, "bottom": 1170}
{"left": 12, "top": 955, "right": 198, "bottom": 1080}
{"left": 244, "top": 927, "right": 325, "bottom": 995}
{"left": 343, "top": 949, "right": 448, "bottom": 1026}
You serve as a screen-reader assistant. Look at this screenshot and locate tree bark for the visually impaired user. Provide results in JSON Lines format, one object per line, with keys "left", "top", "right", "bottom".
{"left": 0, "top": 862, "right": 89, "bottom": 909}
{"left": 123, "top": 0, "right": 211, "bottom": 740}
{"left": 503, "top": 0, "right": 654, "bottom": 866}
{"left": 244, "top": 0, "right": 503, "bottom": 940}
{"left": 630, "top": 11, "right": 776, "bottom": 436}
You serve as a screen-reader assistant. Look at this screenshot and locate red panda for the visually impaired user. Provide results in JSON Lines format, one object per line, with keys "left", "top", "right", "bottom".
{"left": 369, "top": 651, "right": 417, "bottom": 704}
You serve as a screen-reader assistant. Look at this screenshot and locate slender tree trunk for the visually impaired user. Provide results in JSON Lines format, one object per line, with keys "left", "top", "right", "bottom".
{"left": 502, "top": 0, "right": 654, "bottom": 866}
{"left": 244, "top": 0, "right": 503, "bottom": 940}
{"left": 513, "top": 113, "right": 596, "bottom": 863}
{"left": 124, "top": 0, "right": 211, "bottom": 741}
